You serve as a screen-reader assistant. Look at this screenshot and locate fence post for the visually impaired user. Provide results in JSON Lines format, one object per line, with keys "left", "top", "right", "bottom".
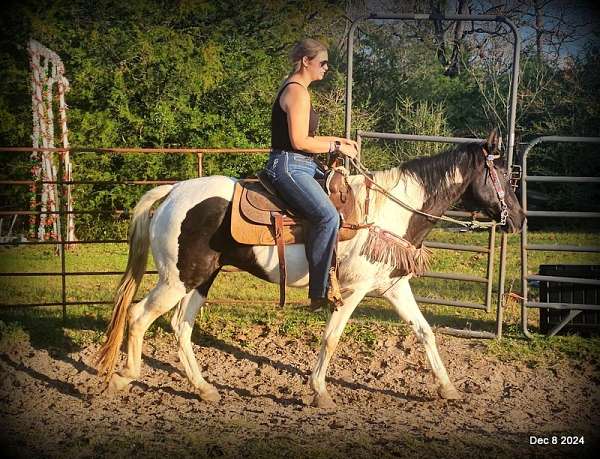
{"left": 58, "top": 151, "right": 67, "bottom": 322}
{"left": 197, "top": 153, "right": 203, "bottom": 177}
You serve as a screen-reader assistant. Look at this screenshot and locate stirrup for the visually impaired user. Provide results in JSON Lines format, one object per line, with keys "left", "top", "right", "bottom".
{"left": 327, "top": 267, "right": 344, "bottom": 310}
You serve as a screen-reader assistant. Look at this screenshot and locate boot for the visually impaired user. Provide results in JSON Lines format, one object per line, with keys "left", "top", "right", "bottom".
{"left": 309, "top": 297, "right": 336, "bottom": 312}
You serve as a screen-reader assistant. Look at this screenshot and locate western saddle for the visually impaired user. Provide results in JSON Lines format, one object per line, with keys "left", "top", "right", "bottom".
{"left": 231, "top": 160, "right": 372, "bottom": 308}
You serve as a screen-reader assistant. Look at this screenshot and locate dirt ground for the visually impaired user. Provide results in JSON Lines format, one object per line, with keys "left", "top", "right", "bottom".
{"left": 1, "top": 324, "right": 599, "bottom": 458}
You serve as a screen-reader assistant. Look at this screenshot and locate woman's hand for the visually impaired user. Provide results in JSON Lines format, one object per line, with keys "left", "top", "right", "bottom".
{"left": 338, "top": 142, "right": 358, "bottom": 159}
{"left": 335, "top": 138, "right": 358, "bottom": 159}
{"left": 339, "top": 138, "right": 359, "bottom": 152}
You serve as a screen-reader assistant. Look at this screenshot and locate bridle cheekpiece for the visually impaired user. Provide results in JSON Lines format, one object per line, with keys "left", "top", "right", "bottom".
{"left": 483, "top": 148, "right": 509, "bottom": 226}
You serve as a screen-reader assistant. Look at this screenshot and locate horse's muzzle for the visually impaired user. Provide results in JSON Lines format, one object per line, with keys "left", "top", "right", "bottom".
{"left": 503, "top": 211, "right": 525, "bottom": 234}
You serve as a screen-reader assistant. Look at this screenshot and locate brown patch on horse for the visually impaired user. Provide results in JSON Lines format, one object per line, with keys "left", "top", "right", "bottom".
{"left": 177, "top": 196, "right": 274, "bottom": 288}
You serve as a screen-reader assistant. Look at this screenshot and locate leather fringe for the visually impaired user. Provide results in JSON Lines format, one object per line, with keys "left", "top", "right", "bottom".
{"left": 360, "top": 226, "right": 431, "bottom": 275}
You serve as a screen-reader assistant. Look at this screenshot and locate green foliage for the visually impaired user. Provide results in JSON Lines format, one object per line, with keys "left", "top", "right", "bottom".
{"left": 512, "top": 55, "right": 600, "bottom": 219}
{"left": 202, "top": 152, "right": 268, "bottom": 178}
{"left": 0, "top": 2, "right": 599, "bottom": 239}
{"left": 362, "top": 96, "right": 451, "bottom": 170}
{"left": 0, "top": 0, "right": 348, "bottom": 238}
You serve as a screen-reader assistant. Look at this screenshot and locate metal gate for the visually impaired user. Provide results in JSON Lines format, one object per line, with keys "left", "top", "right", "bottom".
{"left": 519, "top": 136, "right": 600, "bottom": 337}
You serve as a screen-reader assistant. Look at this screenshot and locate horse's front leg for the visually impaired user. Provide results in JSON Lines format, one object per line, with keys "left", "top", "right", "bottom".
{"left": 383, "top": 278, "right": 461, "bottom": 400}
{"left": 309, "top": 286, "right": 368, "bottom": 409}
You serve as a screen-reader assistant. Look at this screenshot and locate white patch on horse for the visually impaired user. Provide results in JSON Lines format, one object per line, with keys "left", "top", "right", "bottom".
{"left": 150, "top": 176, "right": 237, "bottom": 284}
{"left": 377, "top": 174, "right": 425, "bottom": 238}
{"left": 449, "top": 166, "right": 464, "bottom": 187}
{"left": 252, "top": 245, "right": 310, "bottom": 286}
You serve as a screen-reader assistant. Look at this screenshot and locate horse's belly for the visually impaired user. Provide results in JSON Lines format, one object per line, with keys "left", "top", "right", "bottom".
{"left": 251, "top": 245, "right": 310, "bottom": 287}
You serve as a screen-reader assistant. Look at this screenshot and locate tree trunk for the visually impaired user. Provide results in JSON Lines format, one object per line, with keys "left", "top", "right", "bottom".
{"left": 534, "top": 0, "right": 544, "bottom": 62}
{"left": 444, "top": 0, "right": 470, "bottom": 77}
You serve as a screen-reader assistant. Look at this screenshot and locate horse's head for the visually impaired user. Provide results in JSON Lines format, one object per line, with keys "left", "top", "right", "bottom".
{"left": 461, "top": 129, "right": 525, "bottom": 233}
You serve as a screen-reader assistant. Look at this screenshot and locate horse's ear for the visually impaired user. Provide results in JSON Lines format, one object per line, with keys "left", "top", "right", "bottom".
{"left": 484, "top": 128, "right": 501, "bottom": 157}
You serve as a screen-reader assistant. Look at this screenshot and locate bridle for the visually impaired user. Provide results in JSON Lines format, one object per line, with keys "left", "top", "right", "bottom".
{"left": 483, "top": 151, "right": 509, "bottom": 226}
{"left": 349, "top": 144, "right": 515, "bottom": 230}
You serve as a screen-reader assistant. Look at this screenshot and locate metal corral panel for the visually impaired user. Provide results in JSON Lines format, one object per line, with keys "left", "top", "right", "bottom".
{"left": 539, "top": 265, "right": 600, "bottom": 336}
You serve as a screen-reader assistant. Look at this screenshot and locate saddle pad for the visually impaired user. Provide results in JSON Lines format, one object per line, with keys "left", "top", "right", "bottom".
{"left": 231, "top": 182, "right": 304, "bottom": 245}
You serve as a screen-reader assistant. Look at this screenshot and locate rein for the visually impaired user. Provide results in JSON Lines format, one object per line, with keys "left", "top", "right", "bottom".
{"left": 349, "top": 151, "right": 507, "bottom": 230}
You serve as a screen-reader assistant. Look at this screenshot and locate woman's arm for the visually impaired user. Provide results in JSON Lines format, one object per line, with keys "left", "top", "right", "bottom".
{"left": 281, "top": 85, "right": 357, "bottom": 158}
{"left": 314, "top": 135, "right": 359, "bottom": 149}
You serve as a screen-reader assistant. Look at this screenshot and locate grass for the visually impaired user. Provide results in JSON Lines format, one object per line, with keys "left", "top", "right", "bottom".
{"left": 0, "top": 229, "right": 599, "bottom": 366}
{"left": 486, "top": 324, "right": 600, "bottom": 368}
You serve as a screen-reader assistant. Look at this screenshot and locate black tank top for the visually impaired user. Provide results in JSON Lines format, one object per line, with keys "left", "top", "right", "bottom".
{"left": 271, "top": 81, "right": 319, "bottom": 151}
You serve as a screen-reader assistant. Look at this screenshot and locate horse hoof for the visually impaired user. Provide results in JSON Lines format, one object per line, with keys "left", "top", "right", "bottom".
{"left": 438, "top": 383, "right": 461, "bottom": 400}
{"left": 107, "top": 373, "right": 132, "bottom": 393}
{"left": 311, "top": 392, "right": 337, "bottom": 409}
{"left": 199, "top": 384, "right": 221, "bottom": 403}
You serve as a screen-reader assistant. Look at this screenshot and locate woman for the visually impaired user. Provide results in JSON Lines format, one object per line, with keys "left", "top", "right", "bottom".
{"left": 264, "top": 38, "right": 359, "bottom": 310}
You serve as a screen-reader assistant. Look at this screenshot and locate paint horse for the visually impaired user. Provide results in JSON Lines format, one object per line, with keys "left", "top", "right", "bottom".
{"left": 96, "top": 130, "right": 524, "bottom": 408}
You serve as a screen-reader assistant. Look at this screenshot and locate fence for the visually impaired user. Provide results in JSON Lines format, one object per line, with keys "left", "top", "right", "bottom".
{"left": 519, "top": 136, "right": 600, "bottom": 337}
{"left": 1, "top": 145, "right": 503, "bottom": 336}
{"left": 0, "top": 146, "right": 272, "bottom": 319}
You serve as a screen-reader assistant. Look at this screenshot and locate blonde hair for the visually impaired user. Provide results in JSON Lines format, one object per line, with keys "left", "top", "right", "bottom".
{"left": 289, "top": 38, "right": 327, "bottom": 75}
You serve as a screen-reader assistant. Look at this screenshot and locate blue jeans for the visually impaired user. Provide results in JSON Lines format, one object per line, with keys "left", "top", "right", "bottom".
{"left": 265, "top": 150, "right": 339, "bottom": 299}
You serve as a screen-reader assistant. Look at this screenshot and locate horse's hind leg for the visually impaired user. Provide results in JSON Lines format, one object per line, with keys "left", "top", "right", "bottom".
{"left": 109, "top": 281, "right": 186, "bottom": 391}
{"left": 171, "top": 281, "right": 220, "bottom": 402}
{"left": 384, "top": 278, "right": 461, "bottom": 400}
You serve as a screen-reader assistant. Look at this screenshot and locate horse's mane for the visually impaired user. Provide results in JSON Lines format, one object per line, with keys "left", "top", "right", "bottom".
{"left": 351, "top": 142, "right": 483, "bottom": 217}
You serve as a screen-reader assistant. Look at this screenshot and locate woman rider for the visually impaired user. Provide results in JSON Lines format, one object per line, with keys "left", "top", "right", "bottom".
{"left": 264, "top": 38, "right": 358, "bottom": 310}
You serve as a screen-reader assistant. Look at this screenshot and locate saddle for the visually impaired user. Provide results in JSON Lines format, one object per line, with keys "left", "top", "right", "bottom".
{"left": 231, "top": 163, "right": 369, "bottom": 307}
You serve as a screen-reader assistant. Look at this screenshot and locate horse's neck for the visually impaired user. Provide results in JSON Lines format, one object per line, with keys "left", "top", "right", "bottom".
{"left": 378, "top": 164, "right": 472, "bottom": 246}
{"left": 372, "top": 172, "right": 427, "bottom": 238}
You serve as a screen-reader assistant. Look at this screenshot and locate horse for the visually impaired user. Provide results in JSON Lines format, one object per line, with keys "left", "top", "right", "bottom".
{"left": 95, "top": 129, "right": 524, "bottom": 408}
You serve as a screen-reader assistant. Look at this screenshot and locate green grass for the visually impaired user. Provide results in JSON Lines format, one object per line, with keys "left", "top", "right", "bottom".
{"left": 0, "top": 320, "right": 30, "bottom": 352}
{"left": 486, "top": 325, "right": 600, "bottom": 368}
{"left": 0, "top": 229, "right": 599, "bottom": 365}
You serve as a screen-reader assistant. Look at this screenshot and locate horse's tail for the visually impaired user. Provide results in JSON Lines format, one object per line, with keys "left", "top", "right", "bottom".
{"left": 95, "top": 184, "right": 173, "bottom": 380}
